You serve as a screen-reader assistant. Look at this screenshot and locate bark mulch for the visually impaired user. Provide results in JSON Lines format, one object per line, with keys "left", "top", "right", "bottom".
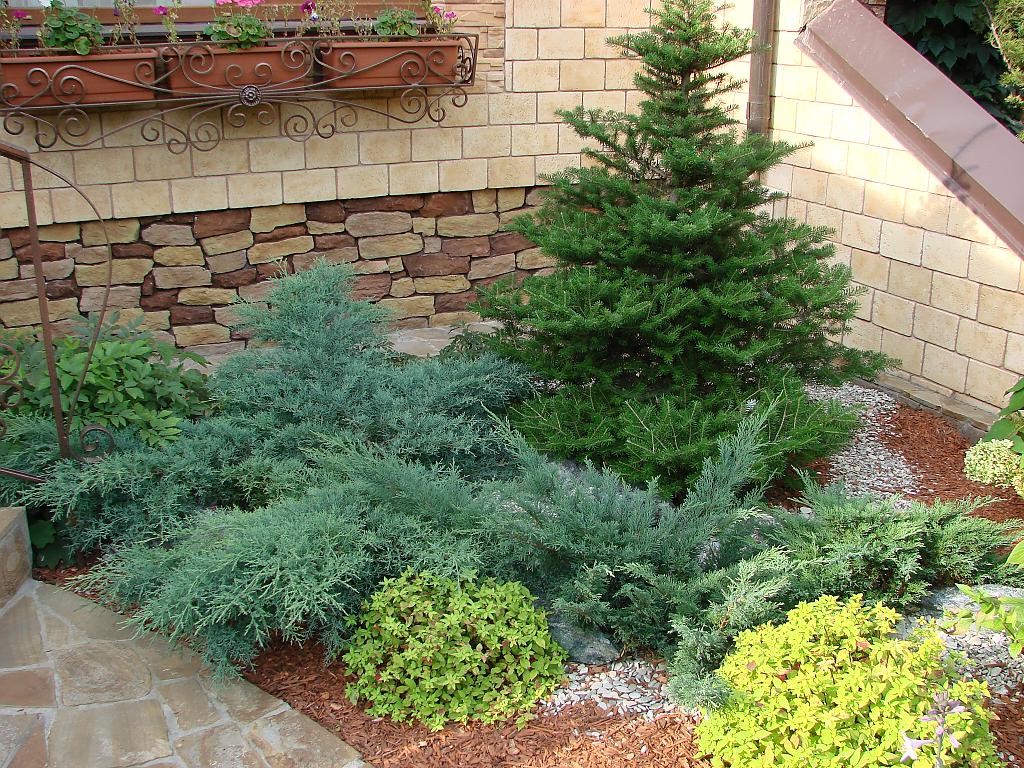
{"left": 878, "top": 404, "right": 1024, "bottom": 524}
{"left": 991, "top": 678, "right": 1024, "bottom": 763}
{"left": 245, "top": 642, "right": 708, "bottom": 768}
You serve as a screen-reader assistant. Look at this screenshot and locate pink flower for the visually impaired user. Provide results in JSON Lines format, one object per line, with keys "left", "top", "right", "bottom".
{"left": 153, "top": 5, "right": 169, "bottom": 15}
{"left": 445, "top": 11, "right": 455, "bottom": 18}
{"left": 300, "top": 0, "right": 314, "bottom": 13}
{"left": 11, "top": 9, "right": 30, "bottom": 18}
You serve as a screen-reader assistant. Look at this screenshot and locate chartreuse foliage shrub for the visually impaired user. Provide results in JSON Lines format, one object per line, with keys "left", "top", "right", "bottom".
{"left": 343, "top": 572, "right": 566, "bottom": 731}
{"left": 19, "top": 263, "right": 531, "bottom": 552}
{"left": 764, "top": 480, "right": 1023, "bottom": 609}
{"left": 964, "top": 376, "right": 1024, "bottom": 496}
{"left": 474, "top": 0, "right": 885, "bottom": 494}
{"left": 696, "top": 596, "right": 1000, "bottom": 768}
{"left": 2, "top": 316, "right": 208, "bottom": 448}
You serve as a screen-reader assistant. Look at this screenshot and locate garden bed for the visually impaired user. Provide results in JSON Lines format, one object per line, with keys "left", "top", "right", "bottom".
{"left": 33, "top": 381, "right": 1024, "bottom": 767}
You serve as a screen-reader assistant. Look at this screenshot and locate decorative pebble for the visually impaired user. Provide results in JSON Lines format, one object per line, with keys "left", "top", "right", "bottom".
{"left": 542, "top": 660, "right": 680, "bottom": 720}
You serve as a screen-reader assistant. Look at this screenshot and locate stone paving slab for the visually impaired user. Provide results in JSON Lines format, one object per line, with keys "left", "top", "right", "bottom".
{"left": 0, "top": 580, "right": 369, "bottom": 768}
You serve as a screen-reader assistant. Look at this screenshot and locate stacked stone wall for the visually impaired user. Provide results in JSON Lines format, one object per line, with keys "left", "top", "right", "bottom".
{"left": 0, "top": 189, "right": 550, "bottom": 355}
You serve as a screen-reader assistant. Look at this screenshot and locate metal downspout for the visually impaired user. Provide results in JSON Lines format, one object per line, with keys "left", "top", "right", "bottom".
{"left": 748, "top": 0, "right": 778, "bottom": 135}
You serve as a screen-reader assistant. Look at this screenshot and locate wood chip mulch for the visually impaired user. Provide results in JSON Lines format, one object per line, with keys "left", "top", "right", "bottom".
{"left": 991, "top": 678, "right": 1024, "bottom": 763}
{"left": 244, "top": 642, "right": 708, "bottom": 768}
{"left": 877, "top": 404, "right": 1024, "bottom": 524}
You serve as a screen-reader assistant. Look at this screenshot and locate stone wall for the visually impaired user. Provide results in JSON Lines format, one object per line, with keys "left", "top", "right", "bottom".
{"left": 0, "top": 0, "right": 656, "bottom": 228}
{"left": 0, "top": 189, "right": 550, "bottom": 356}
{"left": 763, "top": 0, "right": 1024, "bottom": 414}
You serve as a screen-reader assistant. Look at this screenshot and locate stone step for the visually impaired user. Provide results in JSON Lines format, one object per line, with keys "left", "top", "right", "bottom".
{"left": 0, "top": 507, "right": 30, "bottom": 609}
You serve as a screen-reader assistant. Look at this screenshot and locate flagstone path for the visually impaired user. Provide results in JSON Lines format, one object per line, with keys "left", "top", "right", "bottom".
{"left": 0, "top": 579, "right": 369, "bottom": 768}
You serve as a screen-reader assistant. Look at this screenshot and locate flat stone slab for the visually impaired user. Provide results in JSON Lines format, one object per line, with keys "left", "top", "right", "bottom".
{"left": 0, "top": 507, "right": 30, "bottom": 608}
{"left": 246, "top": 708, "right": 363, "bottom": 768}
{"left": 49, "top": 700, "right": 172, "bottom": 768}
{"left": 54, "top": 643, "right": 151, "bottom": 705}
{"left": 0, "top": 668, "right": 56, "bottom": 707}
{"left": 174, "top": 724, "right": 265, "bottom": 768}
{"left": 0, "top": 581, "right": 366, "bottom": 768}
{"left": 0, "top": 597, "right": 44, "bottom": 668}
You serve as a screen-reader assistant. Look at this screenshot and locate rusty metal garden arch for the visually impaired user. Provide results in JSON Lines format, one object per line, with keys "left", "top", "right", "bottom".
{"left": 0, "top": 140, "right": 115, "bottom": 483}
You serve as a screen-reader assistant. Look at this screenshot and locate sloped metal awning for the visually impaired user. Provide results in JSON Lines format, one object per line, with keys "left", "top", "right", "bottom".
{"left": 797, "top": 0, "right": 1024, "bottom": 257}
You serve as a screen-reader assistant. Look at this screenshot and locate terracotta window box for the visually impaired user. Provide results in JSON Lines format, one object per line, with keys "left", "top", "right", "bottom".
{"left": 319, "top": 39, "right": 467, "bottom": 90}
{"left": 0, "top": 49, "right": 159, "bottom": 107}
{"left": 0, "top": 36, "right": 476, "bottom": 110}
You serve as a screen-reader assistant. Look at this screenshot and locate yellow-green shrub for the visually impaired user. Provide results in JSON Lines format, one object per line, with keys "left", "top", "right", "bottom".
{"left": 343, "top": 572, "right": 566, "bottom": 731}
{"left": 696, "top": 595, "right": 1000, "bottom": 768}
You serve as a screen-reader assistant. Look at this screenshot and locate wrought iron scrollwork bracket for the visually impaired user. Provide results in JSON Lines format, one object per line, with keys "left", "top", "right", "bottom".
{"left": 0, "top": 34, "right": 479, "bottom": 152}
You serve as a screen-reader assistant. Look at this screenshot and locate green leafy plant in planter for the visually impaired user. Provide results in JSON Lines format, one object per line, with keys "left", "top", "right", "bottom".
{"left": 205, "top": 0, "right": 271, "bottom": 50}
{"left": 373, "top": 7, "right": 419, "bottom": 37}
{"left": 343, "top": 571, "right": 566, "bottom": 731}
{"left": 38, "top": 0, "right": 103, "bottom": 55}
{"left": 696, "top": 595, "right": 1001, "bottom": 767}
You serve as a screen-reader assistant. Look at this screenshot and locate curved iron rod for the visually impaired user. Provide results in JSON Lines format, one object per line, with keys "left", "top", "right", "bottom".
{"left": 19, "top": 154, "right": 114, "bottom": 438}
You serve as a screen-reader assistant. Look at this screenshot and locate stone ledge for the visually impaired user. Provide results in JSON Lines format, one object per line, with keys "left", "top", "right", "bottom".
{"left": 0, "top": 506, "right": 29, "bottom": 608}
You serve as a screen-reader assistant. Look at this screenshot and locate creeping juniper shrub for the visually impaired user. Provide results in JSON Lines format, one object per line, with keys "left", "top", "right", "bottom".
{"left": 764, "top": 479, "right": 1024, "bottom": 608}
{"left": 20, "top": 264, "right": 532, "bottom": 551}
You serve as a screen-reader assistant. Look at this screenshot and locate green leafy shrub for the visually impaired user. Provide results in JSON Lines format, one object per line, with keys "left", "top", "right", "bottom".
{"left": 39, "top": 0, "right": 103, "bottom": 54}
{"left": 696, "top": 595, "right": 1000, "bottom": 768}
{"left": 957, "top": 539, "right": 1024, "bottom": 657}
{"left": 4, "top": 316, "right": 208, "bottom": 448}
{"left": 993, "top": 0, "right": 1024, "bottom": 135}
{"left": 204, "top": 12, "right": 270, "bottom": 49}
{"left": 763, "top": 481, "right": 1023, "bottom": 609}
{"left": 887, "top": 0, "right": 1020, "bottom": 132}
{"left": 343, "top": 571, "right": 566, "bottom": 731}
{"left": 474, "top": 0, "right": 886, "bottom": 493}
{"left": 978, "top": 375, "right": 1024, "bottom": 451}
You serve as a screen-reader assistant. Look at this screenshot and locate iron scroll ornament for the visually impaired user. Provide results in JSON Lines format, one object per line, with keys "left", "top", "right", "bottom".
{"left": 0, "top": 143, "right": 116, "bottom": 483}
{"left": 0, "top": 34, "right": 478, "bottom": 153}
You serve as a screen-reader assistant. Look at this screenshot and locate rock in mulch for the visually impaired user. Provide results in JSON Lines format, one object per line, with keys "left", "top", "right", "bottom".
{"left": 548, "top": 612, "right": 621, "bottom": 666}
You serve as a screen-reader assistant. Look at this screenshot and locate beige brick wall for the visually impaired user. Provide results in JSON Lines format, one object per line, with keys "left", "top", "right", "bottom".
{"left": 764, "top": 0, "right": 1023, "bottom": 413}
{"left": 0, "top": 0, "right": 659, "bottom": 228}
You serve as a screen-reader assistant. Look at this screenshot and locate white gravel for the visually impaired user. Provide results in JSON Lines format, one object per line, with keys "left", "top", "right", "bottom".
{"left": 542, "top": 660, "right": 678, "bottom": 720}
{"left": 806, "top": 382, "right": 920, "bottom": 501}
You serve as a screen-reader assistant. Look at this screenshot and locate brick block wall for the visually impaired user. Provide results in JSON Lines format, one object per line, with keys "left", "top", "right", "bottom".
{"left": 0, "top": 190, "right": 551, "bottom": 354}
{"left": 766, "top": 0, "right": 1022, "bottom": 412}
{"left": 0, "top": 0, "right": 659, "bottom": 228}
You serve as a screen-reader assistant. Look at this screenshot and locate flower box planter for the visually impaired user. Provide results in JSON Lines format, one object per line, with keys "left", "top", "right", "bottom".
{"left": 0, "top": 50, "right": 158, "bottom": 108}
{"left": 319, "top": 39, "right": 466, "bottom": 90}
{"left": 158, "top": 44, "right": 312, "bottom": 97}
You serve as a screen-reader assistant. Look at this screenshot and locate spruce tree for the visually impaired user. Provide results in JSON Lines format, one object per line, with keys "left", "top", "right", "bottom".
{"left": 477, "top": 0, "right": 889, "bottom": 494}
